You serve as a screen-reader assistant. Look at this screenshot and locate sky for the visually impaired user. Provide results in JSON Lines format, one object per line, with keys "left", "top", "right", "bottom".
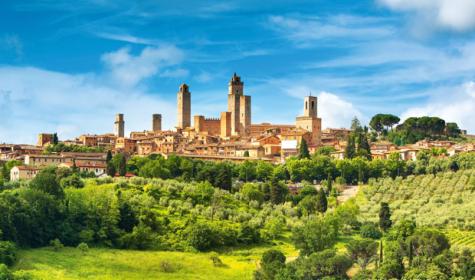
{"left": 1, "top": 0, "right": 475, "bottom": 144}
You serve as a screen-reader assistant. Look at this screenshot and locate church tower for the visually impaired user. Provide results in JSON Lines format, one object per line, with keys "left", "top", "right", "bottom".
{"left": 296, "top": 95, "right": 321, "bottom": 146}
{"left": 177, "top": 83, "right": 191, "bottom": 129}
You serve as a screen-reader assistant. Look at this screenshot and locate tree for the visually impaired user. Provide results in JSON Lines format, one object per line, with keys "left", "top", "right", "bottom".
{"left": 269, "top": 180, "right": 288, "bottom": 204}
{"left": 345, "top": 135, "right": 356, "bottom": 159}
{"left": 106, "top": 150, "right": 113, "bottom": 162}
{"left": 346, "top": 238, "right": 378, "bottom": 270}
{"left": 118, "top": 153, "right": 127, "bottom": 176}
{"left": 294, "top": 249, "right": 353, "bottom": 279}
{"left": 292, "top": 216, "right": 338, "bottom": 256}
{"left": 407, "top": 229, "right": 450, "bottom": 259}
{"left": 298, "top": 139, "right": 310, "bottom": 159}
{"left": 356, "top": 133, "right": 371, "bottom": 160}
{"left": 351, "top": 117, "right": 363, "bottom": 132}
{"left": 29, "top": 167, "right": 64, "bottom": 198}
{"left": 254, "top": 249, "right": 286, "bottom": 280}
{"left": 446, "top": 122, "right": 461, "bottom": 138}
{"left": 0, "top": 241, "right": 17, "bottom": 267}
{"left": 52, "top": 133, "right": 59, "bottom": 145}
{"left": 106, "top": 162, "right": 116, "bottom": 177}
{"left": 379, "top": 202, "right": 392, "bottom": 232}
{"left": 315, "top": 188, "right": 327, "bottom": 213}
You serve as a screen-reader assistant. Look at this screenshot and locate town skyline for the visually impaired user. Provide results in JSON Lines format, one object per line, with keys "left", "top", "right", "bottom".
{"left": 1, "top": 0, "right": 475, "bottom": 144}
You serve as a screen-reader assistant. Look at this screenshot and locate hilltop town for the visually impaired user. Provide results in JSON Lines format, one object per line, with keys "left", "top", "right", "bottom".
{"left": 1, "top": 73, "right": 474, "bottom": 181}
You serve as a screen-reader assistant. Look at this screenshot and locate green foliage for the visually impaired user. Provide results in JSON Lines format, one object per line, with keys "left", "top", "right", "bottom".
{"left": 0, "top": 264, "right": 13, "bottom": 280}
{"left": 379, "top": 202, "right": 392, "bottom": 232}
{"left": 298, "top": 139, "right": 310, "bottom": 159}
{"left": 254, "top": 249, "right": 286, "bottom": 280}
{"left": 408, "top": 229, "right": 450, "bottom": 259}
{"left": 60, "top": 174, "right": 84, "bottom": 189}
{"left": 292, "top": 215, "right": 339, "bottom": 256}
{"left": 370, "top": 113, "right": 400, "bottom": 134}
{"left": 346, "top": 238, "right": 378, "bottom": 270}
{"left": 29, "top": 167, "right": 64, "bottom": 198}
{"left": 44, "top": 143, "right": 104, "bottom": 153}
{"left": 49, "top": 239, "right": 64, "bottom": 251}
{"left": 294, "top": 249, "right": 353, "bottom": 279}
{"left": 0, "top": 242, "right": 16, "bottom": 267}
{"left": 315, "top": 189, "right": 327, "bottom": 213}
{"left": 360, "top": 222, "right": 382, "bottom": 239}
{"left": 76, "top": 242, "right": 89, "bottom": 254}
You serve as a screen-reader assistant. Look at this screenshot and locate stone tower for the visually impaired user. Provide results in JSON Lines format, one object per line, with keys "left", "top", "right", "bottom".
{"left": 152, "top": 114, "right": 162, "bottom": 132}
{"left": 303, "top": 96, "right": 317, "bottom": 117}
{"left": 177, "top": 83, "right": 191, "bottom": 129}
{"left": 296, "top": 96, "right": 321, "bottom": 146}
{"left": 115, "top": 113, "right": 124, "bottom": 137}
{"left": 227, "top": 73, "right": 251, "bottom": 136}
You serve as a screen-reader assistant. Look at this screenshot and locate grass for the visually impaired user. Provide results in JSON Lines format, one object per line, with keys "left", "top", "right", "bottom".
{"left": 445, "top": 229, "right": 475, "bottom": 250}
{"left": 13, "top": 240, "right": 298, "bottom": 280}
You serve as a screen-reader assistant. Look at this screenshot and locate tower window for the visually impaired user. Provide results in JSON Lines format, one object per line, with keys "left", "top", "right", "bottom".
{"left": 311, "top": 101, "right": 315, "bottom": 109}
{"left": 305, "top": 101, "right": 308, "bottom": 110}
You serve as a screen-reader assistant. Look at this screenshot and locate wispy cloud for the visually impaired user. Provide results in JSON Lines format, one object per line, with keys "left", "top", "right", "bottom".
{"left": 378, "top": 0, "right": 475, "bottom": 32}
{"left": 267, "top": 14, "right": 394, "bottom": 47}
{"left": 101, "top": 45, "right": 184, "bottom": 88}
{"left": 1, "top": 34, "right": 23, "bottom": 58}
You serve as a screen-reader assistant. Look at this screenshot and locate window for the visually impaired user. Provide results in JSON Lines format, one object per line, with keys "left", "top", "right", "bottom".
{"left": 305, "top": 101, "right": 308, "bottom": 110}
{"left": 311, "top": 101, "right": 315, "bottom": 109}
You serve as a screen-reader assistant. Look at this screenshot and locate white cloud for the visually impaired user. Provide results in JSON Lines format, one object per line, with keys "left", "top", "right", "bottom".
{"left": 401, "top": 82, "right": 475, "bottom": 132}
{"left": 159, "top": 68, "right": 189, "bottom": 78}
{"left": 0, "top": 44, "right": 185, "bottom": 144}
{"left": 267, "top": 15, "right": 393, "bottom": 47}
{"left": 378, "top": 0, "right": 475, "bottom": 32}
{"left": 1, "top": 34, "right": 23, "bottom": 58}
{"left": 101, "top": 45, "right": 184, "bottom": 88}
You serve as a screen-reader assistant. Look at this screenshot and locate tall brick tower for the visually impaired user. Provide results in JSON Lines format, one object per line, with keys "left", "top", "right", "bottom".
{"left": 152, "top": 114, "right": 162, "bottom": 132}
{"left": 228, "top": 73, "right": 242, "bottom": 135}
{"left": 114, "top": 113, "right": 124, "bottom": 137}
{"left": 296, "top": 95, "right": 321, "bottom": 145}
{"left": 177, "top": 83, "right": 191, "bottom": 129}
{"left": 227, "top": 73, "right": 251, "bottom": 136}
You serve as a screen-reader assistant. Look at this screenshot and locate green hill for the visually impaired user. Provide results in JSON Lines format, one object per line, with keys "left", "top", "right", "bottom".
{"left": 360, "top": 169, "right": 475, "bottom": 237}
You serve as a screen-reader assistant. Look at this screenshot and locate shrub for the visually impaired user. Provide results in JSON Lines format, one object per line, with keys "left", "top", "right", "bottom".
{"left": 360, "top": 222, "right": 382, "bottom": 239}
{"left": 159, "top": 260, "right": 177, "bottom": 273}
{"left": 0, "top": 241, "right": 17, "bottom": 266}
{"left": 50, "top": 239, "right": 64, "bottom": 251}
{"left": 0, "top": 264, "right": 12, "bottom": 280}
{"left": 77, "top": 242, "right": 89, "bottom": 254}
{"left": 12, "top": 270, "right": 34, "bottom": 280}
{"left": 209, "top": 252, "right": 224, "bottom": 267}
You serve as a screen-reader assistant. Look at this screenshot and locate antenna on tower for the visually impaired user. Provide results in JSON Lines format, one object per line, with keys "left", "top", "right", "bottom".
{"left": 309, "top": 91, "right": 312, "bottom": 97}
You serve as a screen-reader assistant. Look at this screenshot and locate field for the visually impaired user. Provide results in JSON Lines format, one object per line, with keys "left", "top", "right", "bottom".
{"left": 13, "top": 240, "right": 298, "bottom": 280}
{"left": 359, "top": 169, "right": 475, "bottom": 231}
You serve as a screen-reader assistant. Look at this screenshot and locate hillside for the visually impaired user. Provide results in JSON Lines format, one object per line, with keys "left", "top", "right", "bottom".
{"left": 360, "top": 169, "right": 475, "bottom": 233}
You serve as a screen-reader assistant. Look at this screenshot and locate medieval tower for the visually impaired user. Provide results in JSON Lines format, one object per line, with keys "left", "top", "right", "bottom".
{"left": 152, "top": 114, "right": 162, "bottom": 132}
{"left": 114, "top": 113, "right": 125, "bottom": 137}
{"left": 227, "top": 73, "right": 251, "bottom": 136}
{"left": 296, "top": 96, "right": 321, "bottom": 145}
{"left": 177, "top": 83, "right": 191, "bottom": 129}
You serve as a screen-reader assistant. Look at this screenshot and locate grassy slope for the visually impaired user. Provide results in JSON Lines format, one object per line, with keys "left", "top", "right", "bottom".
{"left": 14, "top": 240, "right": 298, "bottom": 280}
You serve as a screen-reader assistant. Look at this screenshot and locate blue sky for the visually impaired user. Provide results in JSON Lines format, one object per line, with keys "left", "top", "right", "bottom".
{"left": 1, "top": 0, "right": 475, "bottom": 144}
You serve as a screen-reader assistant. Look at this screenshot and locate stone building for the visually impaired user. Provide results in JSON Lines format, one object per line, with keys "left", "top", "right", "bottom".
{"left": 152, "top": 114, "right": 162, "bottom": 132}
{"left": 37, "top": 133, "right": 54, "bottom": 147}
{"left": 295, "top": 96, "right": 322, "bottom": 146}
{"left": 177, "top": 83, "right": 191, "bottom": 129}
{"left": 114, "top": 114, "right": 125, "bottom": 137}
{"left": 227, "top": 73, "right": 251, "bottom": 136}
{"left": 193, "top": 116, "right": 221, "bottom": 136}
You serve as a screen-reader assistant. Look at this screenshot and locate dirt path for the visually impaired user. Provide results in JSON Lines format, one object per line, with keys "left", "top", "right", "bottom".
{"left": 337, "top": 185, "right": 359, "bottom": 203}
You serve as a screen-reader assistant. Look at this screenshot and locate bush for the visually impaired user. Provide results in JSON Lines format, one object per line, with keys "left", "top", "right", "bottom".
{"left": 12, "top": 270, "right": 34, "bottom": 280}
{"left": 77, "top": 242, "right": 89, "bottom": 254}
{"left": 0, "top": 242, "right": 16, "bottom": 267}
{"left": 159, "top": 260, "right": 177, "bottom": 273}
{"left": 50, "top": 239, "right": 64, "bottom": 251}
{"left": 360, "top": 222, "right": 382, "bottom": 239}
{"left": 0, "top": 264, "right": 12, "bottom": 280}
{"left": 209, "top": 252, "right": 224, "bottom": 267}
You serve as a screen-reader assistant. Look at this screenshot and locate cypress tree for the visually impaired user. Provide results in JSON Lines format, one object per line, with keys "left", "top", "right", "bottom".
{"left": 316, "top": 188, "right": 328, "bottom": 213}
{"left": 379, "top": 202, "right": 392, "bottom": 232}
{"left": 118, "top": 154, "right": 127, "bottom": 176}
{"left": 52, "top": 133, "right": 59, "bottom": 145}
{"left": 298, "top": 139, "right": 310, "bottom": 159}
{"left": 106, "top": 150, "right": 113, "bottom": 163}
{"left": 326, "top": 172, "right": 332, "bottom": 194}
{"left": 345, "top": 135, "right": 356, "bottom": 159}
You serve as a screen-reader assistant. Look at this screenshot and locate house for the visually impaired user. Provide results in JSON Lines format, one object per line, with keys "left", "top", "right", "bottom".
{"left": 10, "top": 166, "right": 41, "bottom": 181}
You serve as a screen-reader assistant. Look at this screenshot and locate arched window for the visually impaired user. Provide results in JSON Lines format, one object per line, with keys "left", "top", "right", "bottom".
{"left": 305, "top": 101, "right": 308, "bottom": 110}
{"left": 311, "top": 101, "right": 315, "bottom": 109}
